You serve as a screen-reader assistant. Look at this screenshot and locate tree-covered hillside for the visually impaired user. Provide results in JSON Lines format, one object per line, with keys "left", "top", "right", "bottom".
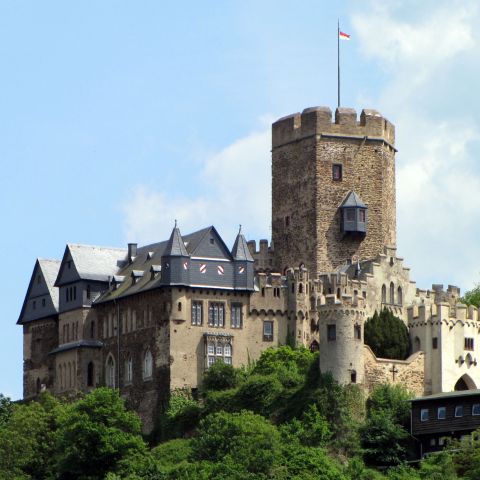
{"left": 0, "top": 347, "right": 473, "bottom": 479}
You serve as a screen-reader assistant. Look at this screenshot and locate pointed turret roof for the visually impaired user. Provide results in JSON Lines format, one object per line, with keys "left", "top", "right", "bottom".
{"left": 163, "top": 222, "right": 189, "bottom": 257}
{"left": 340, "top": 191, "right": 367, "bottom": 208}
{"left": 231, "top": 226, "right": 254, "bottom": 262}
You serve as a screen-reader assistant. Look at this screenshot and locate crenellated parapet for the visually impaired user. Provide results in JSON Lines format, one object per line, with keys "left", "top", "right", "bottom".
{"left": 247, "top": 239, "right": 275, "bottom": 272}
{"left": 272, "top": 106, "right": 395, "bottom": 149}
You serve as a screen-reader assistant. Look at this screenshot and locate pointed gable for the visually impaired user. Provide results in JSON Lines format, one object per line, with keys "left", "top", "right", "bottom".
{"left": 340, "top": 191, "right": 367, "bottom": 208}
{"left": 163, "top": 224, "right": 188, "bottom": 257}
{"left": 18, "top": 258, "right": 61, "bottom": 324}
{"left": 185, "top": 226, "right": 232, "bottom": 260}
{"left": 231, "top": 228, "right": 254, "bottom": 262}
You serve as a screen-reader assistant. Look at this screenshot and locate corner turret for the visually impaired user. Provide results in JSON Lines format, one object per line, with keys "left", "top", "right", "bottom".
{"left": 160, "top": 221, "right": 190, "bottom": 286}
{"left": 231, "top": 226, "right": 254, "bottom": 290}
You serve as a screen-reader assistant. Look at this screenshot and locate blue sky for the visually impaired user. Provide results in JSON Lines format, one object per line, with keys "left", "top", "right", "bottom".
{"left": 2, "top": 0, "right": 480, "bottom": 399}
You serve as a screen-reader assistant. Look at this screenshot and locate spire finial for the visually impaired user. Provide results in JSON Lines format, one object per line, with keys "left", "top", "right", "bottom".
{"left": 239, "top": 224, "right": 242, "bottom": 234}
{"left": 174, "top": 219, "right": 177, "bottom": 228}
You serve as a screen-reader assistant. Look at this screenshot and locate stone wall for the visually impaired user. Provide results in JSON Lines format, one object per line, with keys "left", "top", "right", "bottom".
{"left": 272, "top": 106, "right": 396, "bottom": 276}
{"left": 363, "top": 345, "right": 425, "bottom": 396}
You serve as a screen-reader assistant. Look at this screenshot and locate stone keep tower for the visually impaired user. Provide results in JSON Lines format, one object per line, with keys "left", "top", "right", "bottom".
{"left": 271, "top": 107, "right": 396, "bottom": 275}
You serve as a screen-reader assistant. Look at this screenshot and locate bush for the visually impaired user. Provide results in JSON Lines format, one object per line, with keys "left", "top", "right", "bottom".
{"left": 235, "top": 375, "right": 283, "bottom": 414}
{"left": 204, "top": 388, "right": 238, "bottom": 414}
{"left": 202, "top": 362, "right": 239, "bottom": 391}
{"left": 364, "top": 309, "right": 410, "bottom": 360}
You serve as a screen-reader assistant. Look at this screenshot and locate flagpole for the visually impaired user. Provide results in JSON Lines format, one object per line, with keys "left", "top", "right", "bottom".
{"left": 337, "top": 19, "right": 340, "bottom": 108}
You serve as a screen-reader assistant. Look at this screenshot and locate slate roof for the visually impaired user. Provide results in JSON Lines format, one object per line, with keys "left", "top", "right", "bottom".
{"left": 163, "top": 225, "right": 188, "bottom": 257}
{"left": 65, "top": 244, "right": 128, "bottom": 283}
{"left": 340, "top": 191, "right": 367, "bottom": 209}
{"left": 411, "top": 389, "right": 480, "bottom": 403}
{"left": 49, "top": 340, "right": 103, "bottom": 355}
{"left": 39, "top": 259, "right": 61, "bottom": 309}
{"left": 231, "top": 229, "right": 254, "bottom": 262}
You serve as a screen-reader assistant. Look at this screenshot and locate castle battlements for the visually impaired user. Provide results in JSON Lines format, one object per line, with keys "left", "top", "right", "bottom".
{"left": 272, "top": 106, "right": 395, "bottom": 149}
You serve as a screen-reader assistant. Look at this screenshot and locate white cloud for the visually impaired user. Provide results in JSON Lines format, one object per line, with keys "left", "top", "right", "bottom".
{"left": 123, "top": 122, "right": 271, "bottom": 247}
{"left": 353, "top": 0, "right": 480, "bottom": 291}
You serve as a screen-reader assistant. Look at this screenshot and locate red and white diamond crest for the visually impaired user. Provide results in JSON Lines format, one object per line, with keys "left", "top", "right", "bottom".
{"left": 199, "top": 264, "right": 207, "bottom": 274}
{"left": 183, "top": 261, "right": 188, "bottom": 270}
{"left": 217, "top": 265, "right": 224, "bottom": 275}
{"left": 238, "top": 266, "right": 245, "bottom": 274}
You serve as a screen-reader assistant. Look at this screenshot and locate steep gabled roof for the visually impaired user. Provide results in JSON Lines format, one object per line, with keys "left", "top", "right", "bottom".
{"left": 55, "top": 244, "right": 127, "bottom": 286}
{"left": 231, "top": 229, "right": 254, "bottom": 262}
{"left": 17, "top": 258, "right": 61, "bottom": 324}
{"left": 340, "top": 191, "right": 367, "bottom": 209}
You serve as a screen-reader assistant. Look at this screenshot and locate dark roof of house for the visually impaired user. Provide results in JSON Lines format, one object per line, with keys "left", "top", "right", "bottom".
{"left": 231, "top": 229, "right": 254, "bottom": 262}
{"left": 49, "top": 340, "right": 103, "bottom": 355}
{"left": 163, "top": 225, "right": 189, "bottom": 257}
{"left": 411, "top": 389, "right": 480, "bottom": 403}
{"left": 340, "top": 191, "right": 367, "bottom": 209}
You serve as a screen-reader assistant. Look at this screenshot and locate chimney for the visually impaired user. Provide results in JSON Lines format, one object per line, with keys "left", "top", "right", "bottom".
{"left": 128, "top": 243, "right": 137, "bottom": 263}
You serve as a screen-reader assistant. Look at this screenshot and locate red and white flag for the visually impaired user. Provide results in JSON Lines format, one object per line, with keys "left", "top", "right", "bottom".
{"left": 339, "top": 31, "right": 350, "bottom": 40}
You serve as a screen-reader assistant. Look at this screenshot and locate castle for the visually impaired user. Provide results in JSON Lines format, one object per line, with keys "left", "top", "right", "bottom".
{"left": 18, "top": 106, "right": 480, "bottom": 431}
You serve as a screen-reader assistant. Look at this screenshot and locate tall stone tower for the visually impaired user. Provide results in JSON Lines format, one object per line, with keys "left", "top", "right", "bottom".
{"left": 271, "top": 106, "right": 396, "bottom": 275}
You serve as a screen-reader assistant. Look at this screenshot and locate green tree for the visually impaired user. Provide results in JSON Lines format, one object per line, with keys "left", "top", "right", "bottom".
{"left": 367, "top": 384, "right": 412, "bottom": 427}
{"left": 0, "top": 392, "right": 60, "bottom": 480}
{"left": 235, "top": 374, "right": 283, "bottom": 415}
{"left": 55, "top": 387, "right": 146, "bottom": 480}
{"left": 460, "top": 284, "right": 480, "bottom": 307}
{"left": 419, "top": 451, "right": 457, "bottom": 480}
{"left": 364, "top": 309, "right": 410, "bottom": 360}
{"left": 0, "top": 393, "right": 13, "bottom": 428}
{"left": 191, "top": 410, "right": 282, "bottom": 476}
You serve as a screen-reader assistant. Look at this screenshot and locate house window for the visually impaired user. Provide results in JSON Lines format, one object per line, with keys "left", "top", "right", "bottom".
{"left": 205, "top": 339, "right": 232, "bottom": 367}
{"left": 455, "top": 405, "right": 464, "bottom": 417}
{"left": 231, "top": 303, "right": 243, "bottom": 328}
{"left": 125, "top": 356, "right": 133, "bottom": 385}
{"left": 192, "top": 301, "right": 203, "bottom": 326}
{"left": 263, "top": 321, "right": 273, "bottom": 341}
{"left": 437, "top": 407, "right": 446, "bottom": 420}
{"left": 438, "top": 437, "right": 445, "bottom": 446}
{"left": 429, "top": 438, "right": 436, "bottom": 447}
{"left": 473, "top": 404, "right": 480, "bottom": 416}
{"left": 432, "top": 337, "right": 438, "bottom": 349}
{"left": 359, "top": 209, "right": 366, "bottom": 223}
{"left": 465, "top": 338, "right": 474, "bottom": 351}
{"left": 420, "top": 408, "right": 429, "bottom": 422}
{"left": 209, "top": 238, "right": 215, "bottom": 245}
{"left": 224, "top": 344, "right": 232, "bottom": 365}
{"left": 354, "top": 324, "right": 361, "bottom": 340}
{"left": 208, "top": 303, "right": 225, "bottom": 327}
{"left": 327, "top": 324, "right": 336, "bottom": 341}
{"left": 207, "top": 343, "right": 215, "bottom": 367}
{"left": 332, "top": 164, "right": 342, "bottom": 181}
{"left": 106, "top": 356, "right": 115, "bottom": 389}
{"left": 143, "top": 350, "right": 153, "bottom": 380}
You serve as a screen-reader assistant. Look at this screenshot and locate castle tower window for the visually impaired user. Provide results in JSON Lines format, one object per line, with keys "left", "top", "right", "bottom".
{"left": 178, "top": 302, "right": 182, "bottom": 312}
{"left": 354, "top": 324, "right": 361, "bottom": 340}
{"left": 350, "top": 370, "right": 357, "bottom": 384}
{"left": 208, "top": 303, "right": 225, "bottom": 328}
{"left": 263, "top": 321, "right": 274, "bottom": 342}
{"left": 192, "top": 301, "right": 203, "bottom": 326}
{"left": 298, "top": 284, "right": 303, "bottom": 294}
{"left": 390, "top": 282, "right": 395, "bottom": 304}
{"left": 332, "top": 164, "right": 342, "bottom": 181}
{"left": 397, "top": 286, "right": 403, "bottom": 306}
{"left": 87, "top": 362, "right": 94, "bottom": 387}
{"left": 231, "top": 303, "right": 243, "bottom": 328}
{"left": 432, "top": 337, "right": 438, "bottom": 349}
{"left": 143, "top": 350, "right": 153, "bottom": 380}
{"left": 381, "top": 285, "right": 387, "bottom": 303}
{"left": 125, "top": 356, "right": 133, "bottom": 385}
{"left": 106, "top": 355, "right": 115, "bottom": 388}
{"left": 465, "top": 338, "right": 474, "bottom": 351}
{"left": 414, "top": 337, "right": 421, "bottom": 352}
{"left": 327, "top": 324, "right": 336, "bottom": 341}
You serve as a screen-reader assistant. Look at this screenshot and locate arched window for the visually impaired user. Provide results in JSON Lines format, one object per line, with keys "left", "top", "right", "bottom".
{"left": 397, "top": 286, "right": 403, "bottom": 306}
{"left": 90, "top": 320, "right": 95, "bottom": 339}
{"left": 87, "top": 362, "right": 94, "bottom": 387}
{"left": 178, "top": 302, "right": 182, "bottom": 312}
{"left": 125, "top": 356, "right": 133, "bottom": 384}
{"left": 413, "top": 337, "right": 421, "bottom": 352}
{"left": 106, "top": 355, "right": 115, "bottom": 388}
{"left": 390, "top": 282, "right": 395, "bottom": 304}
{"left": 298, "top": 284, "right": 303, "bottom": 294}
{"left": 59, "top": 365, "right": 63, "bottom": 391}
{"left": 381, "top": 284, "right": 386, "bottom": 303}
{"left": 143, "top": 350, "right": 153, "bottom": 380}
{"left": 337, "top": 288, "right": 341, "bottom": 299}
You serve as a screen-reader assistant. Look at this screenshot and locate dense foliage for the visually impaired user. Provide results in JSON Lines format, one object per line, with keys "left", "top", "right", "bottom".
{"left": 364, "top": 309, "right": 410, "bottom": 359}
{"left": 460, "top": 284, "right": 480, "bottom": 308}
{"left": 3, "top": 346, "right": 480, "bottom": 479}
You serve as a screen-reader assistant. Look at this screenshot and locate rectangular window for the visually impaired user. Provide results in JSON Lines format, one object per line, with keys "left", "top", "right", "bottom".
{"left": 332, "top": 164, "right": 342, "bottom": 181}
{"left": 192, "top": 301, "right": 203, "bottom": 326}
{"left": 346, "top": 209, "right": 355, "bottom": 221}
{"left": 327, "top": 324, "right": 336, "bottom": 341}
{"left": 465, "top": 338, "right": 474, "bottom": 351}
{"left": 354, "top": 324, "right": 361, "bottom": 340}
{"left": 263, "top": 321, "right": 273, "bottom": 341}
{"left": 231, "top": 303, "right": 243, "bottom": 328}
{"left": 206, "top": 340, "right": 232, "bottom": 368}
{"left": 473, "top": 404, "right": 480, "bottom": 416}
{"left": 216, "top": 345, "right": 223, "bottom": 356}
{"left": 455, "top": 405, "right": 464, "bottom": 417}
{"left": 358, "top": 209, "right": 366, "bottom": 222}
{"left": 437, "top": 407, "right": 446, "bottom": 420}
{"left": 420, "top": 408, "right": 429, "bottom": 422}
{"left": 207, "top": 343, "right": 215, "bottom": 355}
{"left": 432, "top": 337, "right": 438, "bottom": 349}
{"left": 438, "top": 437, "right": 445, "bottom": 446}
{"left": 208, "top": 303, "right": 225, "bottom": 327}
{"left": 207, "top": 355, "right": 216, "bottom": 367}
